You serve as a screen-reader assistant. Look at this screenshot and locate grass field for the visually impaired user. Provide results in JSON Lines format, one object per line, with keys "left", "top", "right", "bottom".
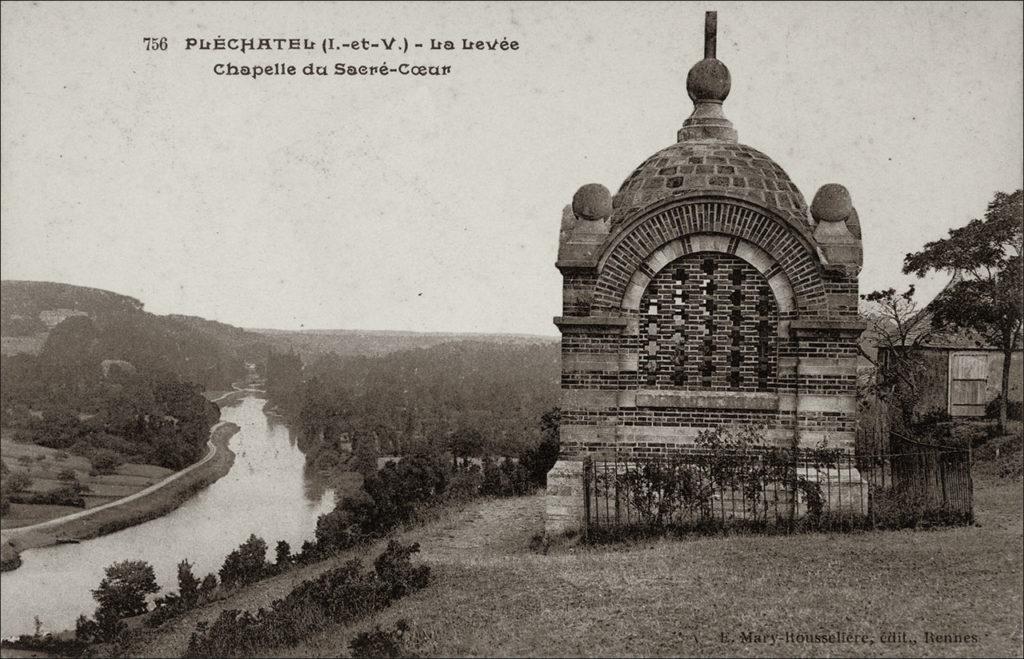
{"left": 285, "top": 476, "right": 1022, "bottom": 658}
{"left": 1, "top": 437, "right": 174, "bottom": 530}
{"left": 123, "top": 471, "right": 1023, "bottom": 658}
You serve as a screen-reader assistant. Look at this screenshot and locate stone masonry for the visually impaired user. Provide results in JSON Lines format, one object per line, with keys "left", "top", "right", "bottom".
{"left": 546, "top": 13, "right": 865, "bottom": 534}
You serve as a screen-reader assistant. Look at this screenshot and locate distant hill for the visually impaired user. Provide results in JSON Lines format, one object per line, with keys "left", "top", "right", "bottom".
{"left": 2, "top": 281, "right": 560, "bottom": 384}
{"left": 248, "top": 327, "right": 558, "bottom": 361}
{"left": 1, "top": 281, "right": 268, "bottom": 389}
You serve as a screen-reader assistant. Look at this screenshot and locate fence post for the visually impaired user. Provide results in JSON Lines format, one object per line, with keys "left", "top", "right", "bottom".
{"left": 966, "top": 443, "right": 975, "bottom": 525}
{"left": 582, "top": 457, "right": 592, "bottom": 541}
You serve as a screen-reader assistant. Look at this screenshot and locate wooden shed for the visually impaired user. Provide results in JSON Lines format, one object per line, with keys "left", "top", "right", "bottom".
{"left": 880, "top": 332, "right": 1023, "bottom": 418}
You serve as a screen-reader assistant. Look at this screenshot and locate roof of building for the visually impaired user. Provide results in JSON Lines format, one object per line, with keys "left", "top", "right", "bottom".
{"left": 875, "top": 309, "right": 1023, "bottom": 352}
{"left": 609, "top": 141, "right": 811, "bottom": 229}
{"left": 560, "top": 12, "right": 863, "bottom": 276}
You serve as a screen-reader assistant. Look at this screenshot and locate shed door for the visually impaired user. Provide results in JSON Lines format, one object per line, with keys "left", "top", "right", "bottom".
{"left": 949, "top": 353, "right": 989, "bottom": 417}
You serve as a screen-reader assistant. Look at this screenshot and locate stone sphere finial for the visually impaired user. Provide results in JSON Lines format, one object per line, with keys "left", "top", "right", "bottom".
{"left": 572, "top": 184, "right": 612, "bottom": 221}
{"left": 679, "top": 12, "right": 736, "bottom": 142}
{"left": 811, "top": 184, "right": 853, "bottom": 223}
{"left": 686, "top": 58, "right": 731, "bottom": 103}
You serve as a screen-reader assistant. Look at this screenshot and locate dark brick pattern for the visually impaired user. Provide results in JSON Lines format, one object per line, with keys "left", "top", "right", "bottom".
{"left": 610, "top": 142, "right": 810, "bottom": 231}
{"left": 638, "top": 252, "right": 778, "bottom": 392}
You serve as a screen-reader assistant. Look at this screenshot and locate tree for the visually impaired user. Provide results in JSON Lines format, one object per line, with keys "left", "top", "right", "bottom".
{"left": 218, "top": 534, "right": 269, "bottom": 588}
{"left": 859, "top": 286, "right": 935, "bottom": 429}
{"left": 448, "top": 427, "right": 483, "bottom": 466}
{"left": 91, "top": 560, "right": 161, "bottom": 620}
{"left": 520, "top": 407, "right": 560, "bottom": 487}
{"left": 177, "top": 559, "right": 200, "bottom": 608}
{"left": 904, "top": 189, "right": 1023, "bottom": 433}
{"left": 199, "top": 573, "right": 218, "bottom": 598}
{"left": 275, "top": 540, "right": 292, "bottom": 567}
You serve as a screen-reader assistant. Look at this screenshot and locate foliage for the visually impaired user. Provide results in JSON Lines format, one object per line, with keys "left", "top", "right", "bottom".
{"left": 218, "top": 534, "right": 269, "bottom": 589}
{"left": 986, "top": 396, "right": 1023, "bottom": 421}
{"left": 974, "top": 430, "right": 1023, "bottom": 480}
{"left": 449, "top": 428, "right": 484, "bottom": 461}
{"left": 859, "top": 286, "right": 933, "bottom": 430}
{"left": 184, "top": 541, "right": 430, "bottom": 657}
{"left": 373, "top": 541, "right": 431, "bottom": 599}
{"left": 903, "top": 189, "right": 1023, "bottom": 432}
{"left": 480, "top": 456, "right": 531, "bottom": 497}
{"left": 2, "top": 470, "right": 32, "bottom": 493}
{"left": 89, "top": 448, "right": 125, "bottom": 474}
{"left": 275, "top": 341, "right": 559, "bottom": 471}
{"left": 265, "top": 351, "right": 303, "bottom": 415}
{"left": 77, "top": 559, "right": 161, "bottom": 641}
{"left": 593, "top": 426, "right": 844, "bottom": 533}
{"left": 275, "top": 540, "right": 292, "bottom": 567}
{"left": 8, "top": 480, "right": 88, "bottom": 507}
{"left": 0, "top": 632, "right": 87, "bottom": 657}
{"left": 518, "top": 407, "right": 560, "bottom": 487}
{"left": 350, "top": 620, "right": 414, "bottom": 659}
{"left": 868, "top": 485, "right": 972, "bottom": 529}
{"left": 178, "top": 559, "right": 201, "bottom": 608}
{"left": 199, "top": 573, "right": 218, "bottom": 596}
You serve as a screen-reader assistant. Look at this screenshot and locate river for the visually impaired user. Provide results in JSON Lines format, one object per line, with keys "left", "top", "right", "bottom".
{"left": 0, "top": 395, "right": 336, "bottom": 638}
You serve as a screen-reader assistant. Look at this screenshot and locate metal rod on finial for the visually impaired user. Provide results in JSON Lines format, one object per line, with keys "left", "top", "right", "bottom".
{"left": 704, "top": 11, "right": 717, "bottom": 59}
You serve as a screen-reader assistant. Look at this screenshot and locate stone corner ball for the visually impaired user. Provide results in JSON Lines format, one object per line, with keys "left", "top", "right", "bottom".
{"left": 811, "top": 183, "right": 853, "bottom": 223}
{"left": 572, "top": 183, "right": 612, "bottom": 221}
{"left": 686, "top": 58, "right": 731, "bottom": 103}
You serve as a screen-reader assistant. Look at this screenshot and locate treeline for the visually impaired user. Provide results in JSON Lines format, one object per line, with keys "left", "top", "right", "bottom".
{"left": 266, "top": 340, "right": 560, "bottom": 473}
{"left": 1, "top": 318, "right": 221, "bottom": 471}
{"left": 2, "top": 280, "right": 270, "bottom": 390}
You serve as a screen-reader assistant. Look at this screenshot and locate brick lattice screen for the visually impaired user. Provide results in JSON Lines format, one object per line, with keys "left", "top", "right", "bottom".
{"left": 638, "top": 252, "right": 778, "bottom": 392}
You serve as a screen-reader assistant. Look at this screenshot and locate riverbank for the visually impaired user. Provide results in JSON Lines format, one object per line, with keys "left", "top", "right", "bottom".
{"left": 0, "top": 422, "right": 239, "bottom": 572}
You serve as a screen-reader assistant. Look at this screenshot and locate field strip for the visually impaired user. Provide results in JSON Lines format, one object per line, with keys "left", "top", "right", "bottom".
{"left": 1, "top": 405, "right": 237, "bottom": 539}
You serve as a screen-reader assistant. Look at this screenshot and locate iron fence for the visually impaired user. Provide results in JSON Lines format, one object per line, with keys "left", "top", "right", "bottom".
{"left": 582, "top": 437, "right": 973, "bottom": 539}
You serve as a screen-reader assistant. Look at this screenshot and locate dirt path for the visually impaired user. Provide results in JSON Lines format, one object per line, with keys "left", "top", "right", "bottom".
{"left": 412, "top": 495, "right": 545, "bottom": 565}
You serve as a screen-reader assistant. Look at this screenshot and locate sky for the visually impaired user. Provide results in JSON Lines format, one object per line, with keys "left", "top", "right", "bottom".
{"left": 2, "top": 1, "right": 1022, "bottom": 336}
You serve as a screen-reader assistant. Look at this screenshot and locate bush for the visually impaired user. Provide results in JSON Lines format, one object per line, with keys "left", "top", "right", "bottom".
{"left": 350, "top": 620, "right": 414, "bottom": 658}
{"left": 518, "top": 408, "right": 560, "bottom": 487}
{"left": 951, "top": 423, "right": 994, "bottom": 448}
{"left": 218, "top": 535, "right": 269, "bottom": 589}
{"left": 185, "top": 541, "right": 429, "bottom": 657}
{"left": 869, "top": 485, "right": 972, "bottom": 528}
{"left": 10, "top": 482, "right": 87, "bottom": 507}
{"left": 974, "top": 432, "right": 1024, "bottom": 479}
{"left": 373, "top": 541, "right": 430, "bottom": 599}
{"left": 986, "top": 396, "right": 1023, "bottom": 421}
{"left": 199, "top": 574, "right": 218, "bottom": 597}
{"left": 89, "top": 448, "right": 125, "bottom": 475}
{"left": 3, "top": 471, "right": 32, "bottom": 494}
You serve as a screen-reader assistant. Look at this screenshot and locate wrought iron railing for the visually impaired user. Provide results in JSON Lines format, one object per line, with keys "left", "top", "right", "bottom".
{"left": 582, "top": 439, "right": 973, "bottom": 540}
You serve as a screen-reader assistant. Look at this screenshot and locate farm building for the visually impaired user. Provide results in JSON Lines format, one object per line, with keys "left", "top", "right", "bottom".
{"left": 879, "top": 332, "right": 1023, "bottom": 418}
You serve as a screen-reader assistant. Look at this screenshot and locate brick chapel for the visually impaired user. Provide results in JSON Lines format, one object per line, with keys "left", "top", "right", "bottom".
{"left": 547, "top": 13, "right": 865, "bottom": 533}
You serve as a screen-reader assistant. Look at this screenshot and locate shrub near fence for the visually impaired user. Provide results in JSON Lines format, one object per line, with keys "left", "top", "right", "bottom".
{"left": 582, "top": 427, "right": 973, "bottom": 541}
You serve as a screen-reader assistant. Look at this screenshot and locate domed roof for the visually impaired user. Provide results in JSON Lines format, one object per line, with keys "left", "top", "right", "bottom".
{"left": 609, "top": 141, "right": 811, "bottom": 230}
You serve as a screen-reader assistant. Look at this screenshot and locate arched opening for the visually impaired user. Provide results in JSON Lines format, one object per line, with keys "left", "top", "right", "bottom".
{"left": 638, "top": 251, "right": 779, "bottom": 392}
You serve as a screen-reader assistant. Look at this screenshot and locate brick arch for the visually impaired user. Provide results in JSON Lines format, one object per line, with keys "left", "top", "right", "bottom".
{"left": 621, "top": 234, "right": 795, "bottom": 315}
{"left": 593, "top": 198, "right": 827, "bottom": 315}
